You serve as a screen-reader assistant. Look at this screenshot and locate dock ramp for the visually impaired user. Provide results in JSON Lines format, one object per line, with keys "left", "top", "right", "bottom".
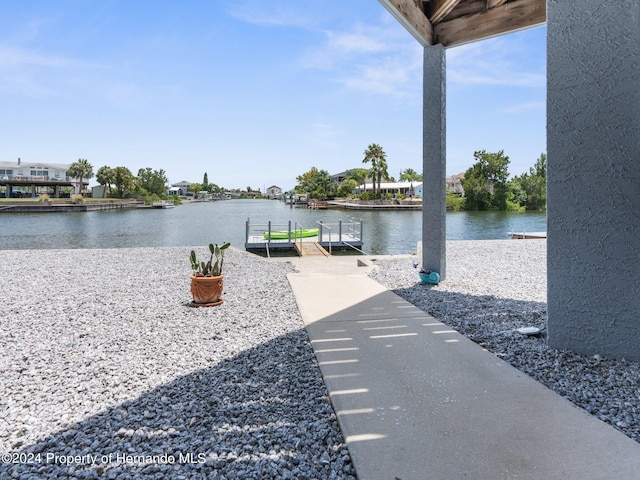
{"left": 295, "top": 241, "right": 330, "bottom": 257}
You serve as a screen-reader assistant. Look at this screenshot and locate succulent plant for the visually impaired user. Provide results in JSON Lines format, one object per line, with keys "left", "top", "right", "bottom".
{"left": 190, "top": 242, "right": 230, "bottom": 277}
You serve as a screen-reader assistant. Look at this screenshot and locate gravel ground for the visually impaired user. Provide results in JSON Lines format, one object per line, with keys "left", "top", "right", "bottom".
{"left": 368, "top": 240, "right": 640, "bottom": 443}
{"left": 0, "top": 247, "right": 354, "bottom": 479}
{"left": 2, "top": 241, "right": 638, "bottom": 479}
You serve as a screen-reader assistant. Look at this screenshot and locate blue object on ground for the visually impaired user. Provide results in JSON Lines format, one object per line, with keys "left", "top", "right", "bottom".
{"left": 419, "top": 270, "right": 440, "bottom": 285}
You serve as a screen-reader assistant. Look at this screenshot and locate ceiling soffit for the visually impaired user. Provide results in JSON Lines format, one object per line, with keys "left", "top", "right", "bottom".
{"left": 378, "top": 0, "right": 546, "bottom": 47}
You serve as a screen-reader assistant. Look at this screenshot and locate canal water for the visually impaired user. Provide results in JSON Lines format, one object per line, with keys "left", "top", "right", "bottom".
{"left": 0, "top": 200, "right": 546, "bottom": 254}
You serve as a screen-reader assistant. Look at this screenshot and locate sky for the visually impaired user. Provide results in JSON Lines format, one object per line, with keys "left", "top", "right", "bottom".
{"left": 0, "top": 0, "right": 546, "bottom": 192}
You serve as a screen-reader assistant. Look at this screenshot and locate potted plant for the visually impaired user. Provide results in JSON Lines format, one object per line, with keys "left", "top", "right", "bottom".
{"left": 189, "top": 242, "right": 230, "bottom": 307}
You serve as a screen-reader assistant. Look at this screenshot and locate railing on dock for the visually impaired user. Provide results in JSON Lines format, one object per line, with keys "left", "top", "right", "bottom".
{"left": 245, "top": 217, "right": 365, "bottom": 256}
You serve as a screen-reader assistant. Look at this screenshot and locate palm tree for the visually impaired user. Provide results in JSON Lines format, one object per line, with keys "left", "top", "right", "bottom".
{"left": 362, "top": 144, "right": 387, "bottom": 196}
{"left": 68, "top": 158, "right": 94, "bottom": 196}
{"left": 96, "top": 166, "right": 115, "bottom": 198}
{"left": 399, "top": 168, "right": 422, "bottom": 197}
{"left": 374, "top": 156, "right": 389, "bottom": 196}
{"left": 399, "top": 168, "right": 422, "bottom": 182}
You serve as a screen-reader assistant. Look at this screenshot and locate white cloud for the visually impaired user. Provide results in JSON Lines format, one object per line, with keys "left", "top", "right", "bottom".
{"left": 500, "top": 101, "right": 545, "bottom": 114}
{"left": 225, "top": 2, "right": 311, "bottom": 28}
{"left": 227, "top": 2, "right": 423, "bottom": 99}
{"left": 325, "top": 29, "right": 387, "bottom": 54}
{"left": 447, "top": 31, "right": 546, "bottom": 88}
{"left": 0, "top": 45, "right": 98, "bottom": 97}
{"left": 0, "top": 45, "right": 80, "bottom": 69}
{"left": 303, "top": 22, "right": 423, "bottom": 98}
{"left": 338, "top": 57, "right": 418, "bottom": 97}
{"left": 304, "top": 122, "right": 343, "bottom": 147}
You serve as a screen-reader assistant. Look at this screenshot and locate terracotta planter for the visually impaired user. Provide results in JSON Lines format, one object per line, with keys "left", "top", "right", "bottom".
{"left": 190, "top": 274, "right": 224, "bottom": 307}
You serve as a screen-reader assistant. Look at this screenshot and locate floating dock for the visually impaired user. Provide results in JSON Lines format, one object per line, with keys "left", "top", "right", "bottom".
{"left": 245, "top": 218, "right": 364, "bottom": 256}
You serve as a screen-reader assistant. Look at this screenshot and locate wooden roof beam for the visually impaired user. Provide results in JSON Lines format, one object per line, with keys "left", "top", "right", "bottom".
{"left": 434, "top": 0, "right": 546, "bottom": 47}
{"left": 429, "top": 0, "right": 462, "bottom": 23}
{"left": 377, "top": 0, "right": 434, "bottom": 46}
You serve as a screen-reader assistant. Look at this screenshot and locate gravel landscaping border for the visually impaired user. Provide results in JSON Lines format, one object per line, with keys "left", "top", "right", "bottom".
{"left": 0, "top": 247, "right": 354, "bottom": 479}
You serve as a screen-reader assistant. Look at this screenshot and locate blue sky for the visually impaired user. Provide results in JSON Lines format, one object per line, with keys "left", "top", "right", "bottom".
{"left": 0, "top": 0, "right": 546, "bottom": 192}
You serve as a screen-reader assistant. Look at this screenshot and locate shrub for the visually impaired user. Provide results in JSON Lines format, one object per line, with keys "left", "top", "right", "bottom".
{"left": 359, "top": 191, "right": 376, "bottom": 201}
{"left": 144, "top": 194, "right": 160, "bottom": 206}
{"left": 446, "top": 193, "right": 465, "bottom": 211}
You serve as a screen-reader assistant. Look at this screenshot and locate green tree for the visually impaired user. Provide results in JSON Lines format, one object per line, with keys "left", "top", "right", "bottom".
{"left": 96, "top": 166, "right": 115, "bottom": 198}
{"left": 347, "top": 168, "right": 368, "bottom": 194}
{"left": 295, "top": 167, "right": 334, "bottom": 198}
{"left": 373, "top": 156, "right": 389, "bottom": 196}
{"left": 399, "top": 168, "right": 422, "bottom": 198}
{"left": 461, "top": 150, "right": 511, "bottom": 210}
{"left": 337, "top": 178, "right": 357, "bottom": 197}
{"left": 296, "top": 168, "right": 317, "bottom": 194}
{"left": 208, "top": 183, "right": 223, "bottom": 194}
{"left": 314, "top": 169, "right": 334, "bottom": 198}
{"left": 68, "top": 158, "right": 94, "bottom": 196}
{"left": 362, "top": 143, "right": 387, "bottom": 196}
{"left": 137, "top": 168, "right": 168, "bottom": 196}
{"left": 202, "top": 172, "right": 209, "bottom": 191}
{"left": 510, "top": 153, "right": 546, "bottom": 210}
{"left": 399, "top": 168, "right": 422, "bottom": 182}
{"left": 113, "top": 166, "right": 135, "bottom": 199}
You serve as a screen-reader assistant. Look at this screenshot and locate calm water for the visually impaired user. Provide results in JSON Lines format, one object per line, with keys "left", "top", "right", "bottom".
{"left": 0, "top": 200, "right": 546, "bottom": 254}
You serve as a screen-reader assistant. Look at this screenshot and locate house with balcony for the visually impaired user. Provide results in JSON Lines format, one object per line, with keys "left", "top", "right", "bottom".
{"left": 446, "top": 173, "right": 465, "bottom": 196}
{"left": 0, "top": 159, "right": 80, "bottom": 198}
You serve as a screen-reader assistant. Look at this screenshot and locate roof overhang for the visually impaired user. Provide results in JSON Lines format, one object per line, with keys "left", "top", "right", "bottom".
{"left": 377, "top": 0, "right": 546, "bottom": 47}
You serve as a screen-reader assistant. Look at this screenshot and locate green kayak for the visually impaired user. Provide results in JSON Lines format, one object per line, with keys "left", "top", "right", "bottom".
{"left": 263, "top": 228, "right": 319, "bottom": 240}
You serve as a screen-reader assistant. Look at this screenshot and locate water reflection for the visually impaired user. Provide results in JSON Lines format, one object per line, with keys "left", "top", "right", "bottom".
{"left": 0, "top": 200, "right": 546, "bottom": 254}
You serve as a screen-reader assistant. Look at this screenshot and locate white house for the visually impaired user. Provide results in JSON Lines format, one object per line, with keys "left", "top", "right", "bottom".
{"left": 0, "top": 159, "right": 81, "bottom": 198}
{"left": 357, "top": 181, "right": 422, "bottom": 198}
{"left": 446, "top": 173, "right": 465, "bottom": 196}
{"left": 266, "top": 185, "right": 283, "bottom": 199}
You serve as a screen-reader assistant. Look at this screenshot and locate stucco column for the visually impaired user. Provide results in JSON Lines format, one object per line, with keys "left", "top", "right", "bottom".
{"left": 547, "top": 1, "right": 640, "bottom": 359}
{"left": 422, "top": 45, "right": 447, "bottom": 279}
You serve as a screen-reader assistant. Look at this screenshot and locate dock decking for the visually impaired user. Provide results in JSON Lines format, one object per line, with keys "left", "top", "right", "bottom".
{"left": 245, "top": 218, "right": 364, "bottom": 256}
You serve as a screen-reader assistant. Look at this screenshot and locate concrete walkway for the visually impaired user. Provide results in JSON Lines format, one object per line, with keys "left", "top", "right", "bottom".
{"left": 286, "top": 256, "right": 640, "bottom": 480}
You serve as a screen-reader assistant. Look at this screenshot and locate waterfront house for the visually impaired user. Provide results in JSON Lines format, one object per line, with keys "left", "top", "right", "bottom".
{"left": 0, "top": 159, "right": 82, "bottom": 198}
{"left": 266, "top": 185, "right": 283, "bottom": 199}
{"left": 170, "top": 181, "right": 192, "bottom": 196}
{"left": 357, "top": 181, "right": 422, "bottom": 198}
{"left": 446, "top": 173, "right": 465, "bottom": 196}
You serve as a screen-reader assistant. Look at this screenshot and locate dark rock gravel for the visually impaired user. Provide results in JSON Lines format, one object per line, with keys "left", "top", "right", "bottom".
{"left": 0, "top": 247, "right": 354, "bottom": 479}
{"left": 369, "top": 240, "right": 640, "bottom": 443}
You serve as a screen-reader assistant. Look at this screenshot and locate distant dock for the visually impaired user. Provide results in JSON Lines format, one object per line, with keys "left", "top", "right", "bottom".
{"left": 509, "top": 231, "right": 547, "bottom": 239}
{"left": 0, "top": 200, "right": 142, "bottom": 213}
{"left": 326, "top": 199, "right": 422, "bottom": 210}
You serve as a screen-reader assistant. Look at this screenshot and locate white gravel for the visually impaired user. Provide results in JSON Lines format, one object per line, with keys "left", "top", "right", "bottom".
{"left": 368, "top": 240, "right": 640, "bottom": 443}
{"left": 2, "top": 241, "right": 638, "bottom": 480}
{"left": 0, "top": 247, "right": 354, "bottom": 479}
